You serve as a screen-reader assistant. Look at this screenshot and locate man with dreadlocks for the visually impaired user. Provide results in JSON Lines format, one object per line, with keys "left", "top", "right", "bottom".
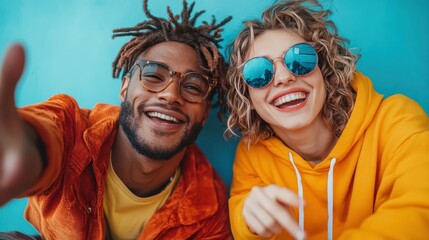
{"left": 0, "top": 0, "right": 232, "bottom": 239}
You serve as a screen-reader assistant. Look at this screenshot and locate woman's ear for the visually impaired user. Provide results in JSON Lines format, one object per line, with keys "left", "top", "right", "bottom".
{"left": 250, "top": 100, "right": 255, "bottom": 110}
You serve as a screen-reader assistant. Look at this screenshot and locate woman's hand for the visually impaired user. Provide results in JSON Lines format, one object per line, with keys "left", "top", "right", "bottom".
{"left": 242, "top": 184, "right": 306, "bottom": 239}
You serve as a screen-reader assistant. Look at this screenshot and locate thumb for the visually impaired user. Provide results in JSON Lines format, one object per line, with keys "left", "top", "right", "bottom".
{"left": 0, "top": 43, "right": 26, "bottom": 106}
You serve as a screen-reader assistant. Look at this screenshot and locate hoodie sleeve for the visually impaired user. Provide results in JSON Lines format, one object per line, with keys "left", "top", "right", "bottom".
{"left": 339, "top": 95, "right": 429, "bottom": 239}
{"left": 229, "top": 141, "right": 269, "bottom": 240}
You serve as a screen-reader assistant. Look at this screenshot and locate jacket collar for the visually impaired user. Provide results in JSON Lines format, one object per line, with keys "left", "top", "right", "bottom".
{"left": 141, "top": 144, "right": 220, "bottom": 238}
{"left": 83, "top": 103, "right": 120, "bottom": 165}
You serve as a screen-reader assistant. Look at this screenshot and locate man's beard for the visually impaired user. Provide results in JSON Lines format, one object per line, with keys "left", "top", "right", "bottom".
{"left": 119, "top": 100, "right": 203, "bottom": 161}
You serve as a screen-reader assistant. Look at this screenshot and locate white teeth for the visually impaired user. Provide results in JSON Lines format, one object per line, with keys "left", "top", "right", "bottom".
{"left": 147, "top": 112, "right": 180, "bottom": 123}
{"left": 273, "top": 92, "right": 307, "bottom": 107}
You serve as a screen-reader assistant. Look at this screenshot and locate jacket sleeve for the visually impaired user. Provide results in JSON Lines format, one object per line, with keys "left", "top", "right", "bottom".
{"left": 229, "top": 141, "right": 268, "bottom": 240}
{"left": 339, "top": 95, "right": 429, "bottom": 239}
{"left": 17, "top": 94, "right": 84, "bottom": 196}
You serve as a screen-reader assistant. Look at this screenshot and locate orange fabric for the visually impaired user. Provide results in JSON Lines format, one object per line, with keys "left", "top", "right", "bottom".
{"left": 18, "top": 94, "right": 231, "bottom": 240}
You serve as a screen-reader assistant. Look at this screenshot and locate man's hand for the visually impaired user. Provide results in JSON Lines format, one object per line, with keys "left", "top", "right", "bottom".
{"left": 0, "top": 44, "right": 43, "bottom": 206}
{"left": 242, "top": 184, "right": 306, "bottom": 239}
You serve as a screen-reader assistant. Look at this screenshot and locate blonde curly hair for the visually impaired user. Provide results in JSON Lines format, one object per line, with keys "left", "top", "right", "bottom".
{"left": 224, "top": 0, "right": 359, "bottom": 144}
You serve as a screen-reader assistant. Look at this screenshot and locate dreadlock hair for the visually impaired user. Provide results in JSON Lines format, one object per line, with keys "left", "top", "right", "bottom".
{"left": 112, "top": 0, "right": 232, "bottom": 119}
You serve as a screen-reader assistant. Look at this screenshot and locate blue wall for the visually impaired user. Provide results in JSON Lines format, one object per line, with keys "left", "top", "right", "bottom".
{"left": 1, "top": 0, "right": 428, "bottom": 234}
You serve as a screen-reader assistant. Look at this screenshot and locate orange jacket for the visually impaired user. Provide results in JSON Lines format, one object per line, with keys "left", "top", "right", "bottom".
{"left": 18, "top": 94, "right": 231, "bottom": 240}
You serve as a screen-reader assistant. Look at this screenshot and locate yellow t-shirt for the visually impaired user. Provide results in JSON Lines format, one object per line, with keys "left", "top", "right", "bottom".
{"left": 103, "top": 158, "right": 181, "bottom": 240}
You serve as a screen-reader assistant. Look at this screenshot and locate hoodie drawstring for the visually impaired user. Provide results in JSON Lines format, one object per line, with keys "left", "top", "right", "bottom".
{"left": 288, "top": 153, "right": 304, "bottom": 231}
{"left": 288, "top": 153, "right": 337, "bottom": 240}
{"left": 327, "top": 157, "right": 336, "bottom": 240}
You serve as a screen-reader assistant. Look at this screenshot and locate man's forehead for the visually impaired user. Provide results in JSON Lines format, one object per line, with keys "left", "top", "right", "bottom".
{"left": 141, "top": 41, "right": 195, "bottom": 56}
{"left": 139, "top": 41, "right": 202, "bottom": 71}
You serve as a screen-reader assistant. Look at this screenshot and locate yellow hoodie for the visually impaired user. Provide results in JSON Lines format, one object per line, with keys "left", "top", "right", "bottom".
{"left": 229, "top": 72, "right": 429, "bottom": 239}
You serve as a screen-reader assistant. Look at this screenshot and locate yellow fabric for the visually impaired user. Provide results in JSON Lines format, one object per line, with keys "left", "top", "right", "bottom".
{"left": 104, "top": 158, "right": 181, "bottom": 240}
{"left": 229, "top": 72, "right": 429, "bottom": 239}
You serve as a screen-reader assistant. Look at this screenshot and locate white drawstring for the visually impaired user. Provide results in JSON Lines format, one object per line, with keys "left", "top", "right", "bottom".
{"left": 288, "top": 153, "right": 305, "bottom": 234}
{"left": 327, "top": 157, "right": 337, "bottom": 240}
{"left": 288, "top": 153, "right": 337, "bottom": 240}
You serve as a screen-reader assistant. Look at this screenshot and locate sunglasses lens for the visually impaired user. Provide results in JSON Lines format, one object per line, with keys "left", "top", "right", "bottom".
{"left": 242, "top": 57, "right": 274, "bottom": 88}
{"left": 284, "top": 43, "right": 318, "bottom": 75}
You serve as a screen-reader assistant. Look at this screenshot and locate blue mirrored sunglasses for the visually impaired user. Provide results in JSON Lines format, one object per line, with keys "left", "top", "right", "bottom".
{"left": 242, "top": 42, "right": 318, "bottom": 88}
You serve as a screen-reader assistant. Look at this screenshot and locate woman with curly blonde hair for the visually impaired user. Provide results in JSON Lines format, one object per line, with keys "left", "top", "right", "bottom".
{"left": 226, "top": 0, "right": 429, "bottom": 239}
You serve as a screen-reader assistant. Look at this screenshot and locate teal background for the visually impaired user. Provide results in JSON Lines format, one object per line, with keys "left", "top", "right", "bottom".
{"left": 0, "top": 0, "right": 428, "bottom": 234}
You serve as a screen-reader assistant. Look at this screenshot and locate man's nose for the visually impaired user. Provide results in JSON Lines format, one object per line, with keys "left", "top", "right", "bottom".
{"left": 156, "top": 75, "right": 185, "bottom": 105}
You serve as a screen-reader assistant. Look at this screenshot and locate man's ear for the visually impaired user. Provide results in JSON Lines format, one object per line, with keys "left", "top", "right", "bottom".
{"left": 201, "top": 101, "right": 211, "bottom": 126}
{"left": 120, "top": 76, "right": 130, "bottom": 102}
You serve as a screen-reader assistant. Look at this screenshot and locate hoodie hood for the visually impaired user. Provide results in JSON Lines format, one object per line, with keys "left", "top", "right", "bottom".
{"left": 258, "top": 72, "right": 384, "bottom": 239}
{"left": 261, "top": 71, "right": 384, "bottom": 169}
{"left": 230, "top": 71, "right": 429, "bottom": 239}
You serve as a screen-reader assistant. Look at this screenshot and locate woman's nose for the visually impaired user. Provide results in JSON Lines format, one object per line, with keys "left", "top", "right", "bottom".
{"left": 272, "top": 58, "right": 296, "bottom": 87}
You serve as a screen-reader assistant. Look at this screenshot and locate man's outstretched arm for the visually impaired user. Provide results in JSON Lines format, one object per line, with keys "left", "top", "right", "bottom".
{"left": 0, "top": 44, "right": 45, "bottom": 206}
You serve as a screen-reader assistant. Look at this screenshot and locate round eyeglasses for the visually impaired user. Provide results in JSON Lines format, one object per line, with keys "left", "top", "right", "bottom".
{"left": 242, "top": 42, "right": 318, "bottom": 88}
{"left": 127, "top": 60, "right": 216, "bottom": 103}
